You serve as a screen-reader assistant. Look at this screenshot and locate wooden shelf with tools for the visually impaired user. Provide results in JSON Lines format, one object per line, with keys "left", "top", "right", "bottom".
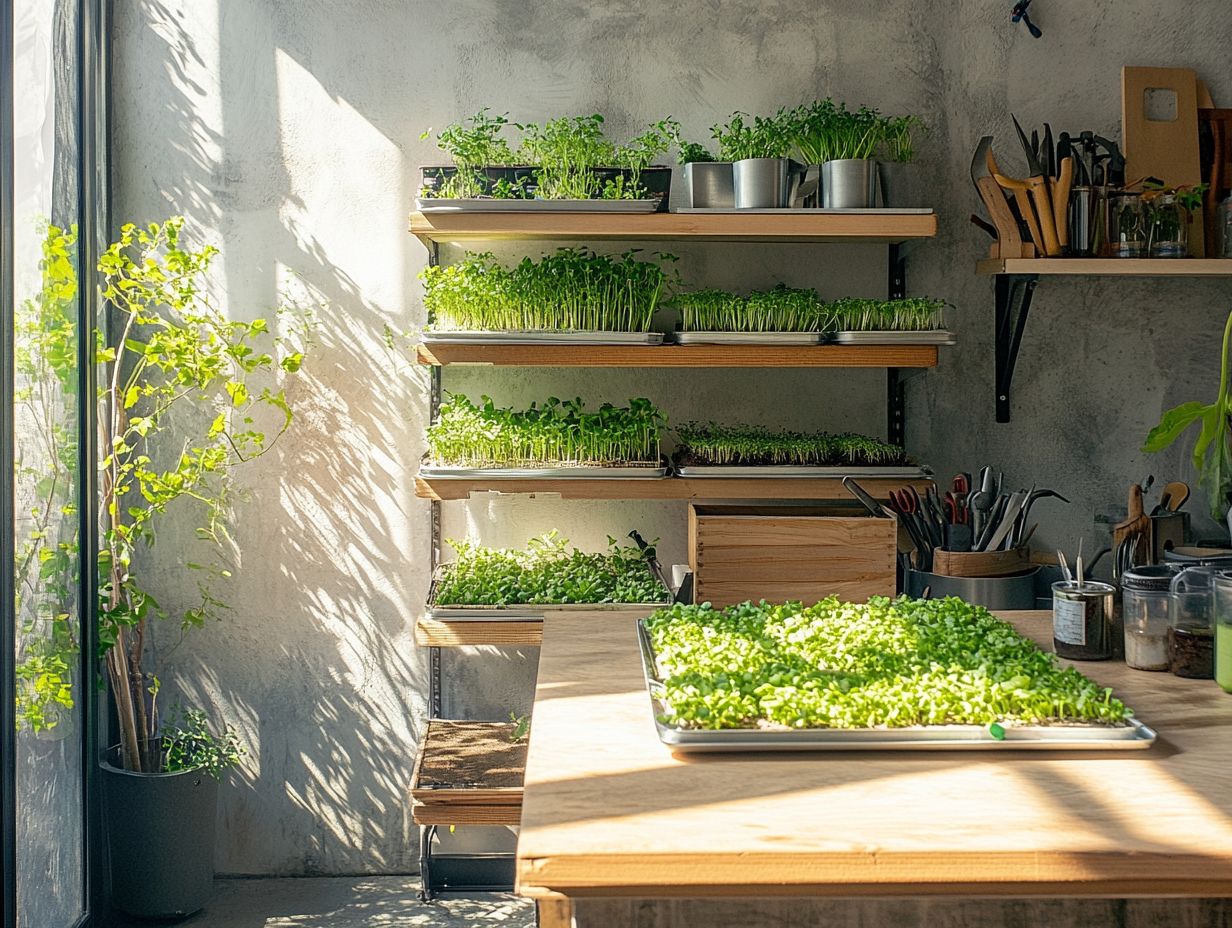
{"left": 415, "top": 342, "right": 939, "bottom": 368}
{"left": 409, "top": 209, "right": 937, "bottom": 245}
{"left": 415, "top": 475, "right": 931, "bottom": 502}
{"left": 978, "top": 258, "right": 1232, "bottom": 276}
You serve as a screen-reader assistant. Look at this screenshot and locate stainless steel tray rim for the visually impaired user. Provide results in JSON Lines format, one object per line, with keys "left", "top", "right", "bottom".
{"left": 416, "top": 198, "right": 660, "bottom": 213}
{"left": 674, "top": 331, "right": 822, "bottom": 345}
{"left": 830, "top": 330, "right": 957, "bottom": 345}
{"left": 675, "top": 464, "right": 930, "bottom": 478}
{"left": 421, "top": 464, "right": 669, "bottom": 479}
{"left": 423, "top": 330, "right": 664, "bottom": 345}
{"left": 672, "top": 207, "right": 935, "bottom": 215}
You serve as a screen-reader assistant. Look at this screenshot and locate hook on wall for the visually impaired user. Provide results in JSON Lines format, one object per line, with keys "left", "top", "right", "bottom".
{"left": 1011, "top": 0, "right": 1043, "bottom": 38}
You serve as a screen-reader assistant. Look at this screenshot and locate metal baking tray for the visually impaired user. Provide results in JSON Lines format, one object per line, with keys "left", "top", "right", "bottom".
{"left": 416, "top": 198, "right": 659, "bottom": 213}
{"left": 420, "top": 463, "right": 670, "bottom": 479}
{"left": 831, "top": 330, "right": 957, "bottom": 345}
{"left": 675, "top": 464, "right": 930, "bottom": 478}
{"left": 426, "top": 575, "right": 669, "bottom": 619}
{"left": 672, "top": 207, "right": 935, "bottom": 215}
{"left": 637, "top": 622, "right": 1157, "bottom": 752}
{"left": 422, "top": 330, "right": 664, "bottom": 346}
{"left": 674, "top": 331, "right": 822, "bottom": 345}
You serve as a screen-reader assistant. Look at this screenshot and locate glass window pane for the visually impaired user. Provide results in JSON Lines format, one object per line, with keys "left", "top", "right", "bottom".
{"left": 12, "top": 0, "right": 85, "bottom": 925}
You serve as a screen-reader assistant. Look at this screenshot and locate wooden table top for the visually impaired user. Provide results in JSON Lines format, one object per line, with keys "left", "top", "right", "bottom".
{"left": 517, "top": 609, "right": 1232, "bottom": 898}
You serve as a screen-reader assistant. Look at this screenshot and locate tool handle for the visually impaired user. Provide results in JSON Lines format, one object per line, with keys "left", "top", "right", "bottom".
{"left": 1027, "top": 176, "right": 1061, "bottom": 256}
{"left": 1012, "top": 188, "right": 1044, "bottom": 251}
{"left": 976, "top": 176, "right": 1022, "bottom": 257}
{"left": 1053, "top": 157, "right": 1074, "bottom": 249}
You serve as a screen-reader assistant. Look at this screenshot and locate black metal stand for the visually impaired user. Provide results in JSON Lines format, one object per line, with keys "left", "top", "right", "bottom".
{"left": 994, "top": 273, "right": 1038, "bottom": 423}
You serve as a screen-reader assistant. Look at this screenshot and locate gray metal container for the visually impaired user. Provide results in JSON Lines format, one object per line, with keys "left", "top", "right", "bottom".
{"left": 822, "top": 159, "right": 878, "bottom": 209}
{"left": 682, "top": 162, "right": 734, "bottom": 209}
{"left": 906, "top": 567, "right": 1040, "bottom": 611}
{"left": 877, "top": 161, "right": 915, "bottom": 208}
{"left": 733, "top": 158, "right": 797, "bottom": 209}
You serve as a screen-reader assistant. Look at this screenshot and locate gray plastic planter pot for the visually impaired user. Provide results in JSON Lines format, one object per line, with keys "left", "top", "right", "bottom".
{"left": 102, "top": 756, "right": 219, "bottom": 919}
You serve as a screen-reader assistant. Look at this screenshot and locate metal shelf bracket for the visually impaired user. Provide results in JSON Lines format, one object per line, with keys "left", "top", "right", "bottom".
{"left": 994, "top": 273, "right": 1039, "bottom": 423}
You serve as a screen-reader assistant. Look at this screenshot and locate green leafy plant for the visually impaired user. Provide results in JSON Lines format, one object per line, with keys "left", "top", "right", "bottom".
{"left": 710, "top": 110, "right": 795, "bottom": 161}
{"left": 427, "top": 394, "right": 666, "bottom": 469}
{"left": 792, "top": 100, "right": 886, "bottom": 163}
{"left": 882, "top": 114, "right": 925, "bottom": 164}
{"left": 98, "top": 218, "right": 311, "bottom": 772}
{"left": 508, "top": 712, "right": 531, "bottom": 742}
{"left": 13, "top": 223, "right": 81, "bottom": 733}
{"left": 826, "top": 297, "right": 947, "bottom": 332}
{"left": 161, "top": 706, "right": 245, "bottom": 778}
{"left": 433, "top": 531, "right": 668, "bottom": 606}
{"left": 645, "top": 597, "right": 1132, "bottom": 731}
{"left": 420, "top": 248, "right": 677, "bottom": 333}
{"left": 420, "top": 108, "right": 518, "bottom": 198}
{"left": 674, "top": 285, "right": 824, "bottom": 333}
{"left": 674, "top": 423, "right": 909, "bottom": 468}
{"left": 677, "top": 140, "right": 716, "bottom": 164}
{"left": 1143, "top": 309, "right": 1232, "bottom": 521}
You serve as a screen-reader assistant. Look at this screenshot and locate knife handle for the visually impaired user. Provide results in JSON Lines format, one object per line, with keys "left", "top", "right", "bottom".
{"left": 1026, "top": 176, "right": 1061, "bottom": 256}
{"left": 1052, "top": 157, "right": 1074, "bottom": 250}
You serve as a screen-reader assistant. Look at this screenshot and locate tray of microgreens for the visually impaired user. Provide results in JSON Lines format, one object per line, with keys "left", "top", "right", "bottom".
{"left": 423, "top": 394, "right": 670, "bottom": 478}
{"left": 827, "top": 297, "right": 954, "bottom": 344}
{"left": 428, "top": 532, "right": 672, "bottom": 618}
{"left": 672, "top": 423, "right": 927, "bottom": 477}
{"left": 420, "top": 248, "right": 674, "bottom": 344}
{"left": 673, "top": 286, "right": 826, "bottom": 344}
{"left": 416, "top": 110, "right": 677, "bottom": 212}
{"left": 638, "top": 598, "right": 1155, "bottom": 751}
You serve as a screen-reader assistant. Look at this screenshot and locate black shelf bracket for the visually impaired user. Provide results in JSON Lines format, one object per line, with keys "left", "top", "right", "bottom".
{"left": 994, "top": 273, "right": 1038, "bottom": 423}
{"left": 887, "top": 243, "right": 908, "bottom": 446}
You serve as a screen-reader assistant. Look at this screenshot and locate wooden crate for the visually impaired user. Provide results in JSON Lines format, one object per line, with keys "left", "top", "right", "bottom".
{"left": 688, "top": 505, "right": 897, "bottom": 607}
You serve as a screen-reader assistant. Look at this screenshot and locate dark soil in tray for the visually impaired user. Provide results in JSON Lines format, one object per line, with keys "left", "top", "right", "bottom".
{"left": 416, "top": 721, "right": 527, "bottom": 791}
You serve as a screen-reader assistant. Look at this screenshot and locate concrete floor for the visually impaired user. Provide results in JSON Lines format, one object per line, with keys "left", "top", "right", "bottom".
{"left": 106, "top": 878, "right": 535, "bottom": 927}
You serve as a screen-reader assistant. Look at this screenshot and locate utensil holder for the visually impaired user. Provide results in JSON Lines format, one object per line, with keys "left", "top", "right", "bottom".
{"left": 931, "top": 547, "right": 1030, "bottom": 579}
{"left": 906, "top": 567, "right": 1040, "bottom": 611}
{"left": 822, "top": 159, "right": 878, "bottom": 209}
{"left": 1052, "top": 580, "right": 1116, "bottom": 661}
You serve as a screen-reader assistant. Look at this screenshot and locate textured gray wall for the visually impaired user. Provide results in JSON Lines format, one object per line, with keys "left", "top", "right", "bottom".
{"left": 110, "top": 0, "right": 1232, "bottom": 875}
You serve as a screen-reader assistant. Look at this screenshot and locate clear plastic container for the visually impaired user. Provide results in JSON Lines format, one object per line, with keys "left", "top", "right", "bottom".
{"left": 1122, "top": 565, "right": 1179, "bottom": 671}
{"left": 1215, "top": 571, "right": 1232, "bottom": 693}
{"left": 1169, "top": 566, "right": 1215, "bottom": 679}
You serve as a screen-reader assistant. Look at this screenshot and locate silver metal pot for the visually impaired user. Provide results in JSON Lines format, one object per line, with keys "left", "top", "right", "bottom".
{"left": 906, "top": 567, "right": 1041, "bottom": 612}
{"left": 822, "top": 159, "right": 878, "bottom": 209}
{"left": 732, "top": 158, "right": 805, "bottom": 209}
{"left": 876, "top": 161, "right": 914, "bottom": 208}
{"left": 682, "top": 162, "right": 734, "bottom": 209}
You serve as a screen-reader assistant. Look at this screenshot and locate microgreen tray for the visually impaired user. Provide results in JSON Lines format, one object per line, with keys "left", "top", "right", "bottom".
{"left": 415, "top": 198, "right": 660, "bottom": 213}
{"left": 674, "top": 464, "right": 930, "bottom": 478}
{"left": 426, "top": 575, "right": 670, "bottom": 620}
{"left": 420, "top": 464, "right": 670, "bottom": 479}
{"left": 423, "top": 330, "right": 664, "bottom": 346}
{"left": 830, "top": 330, "right": 956, "bottom": 345}
{"left": 636, "top": 622, "right": 1156, "bottom": 753}
{"left": 674, "top": 332, "right": 822, "bottom": 345}
{"left": 671, "top": 207, "right": 935, "bottom": 215}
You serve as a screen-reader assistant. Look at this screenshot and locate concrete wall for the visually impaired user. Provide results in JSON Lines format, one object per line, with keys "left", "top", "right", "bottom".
{"left": 110, "top": 0, "right": 1232, "bottom": 875}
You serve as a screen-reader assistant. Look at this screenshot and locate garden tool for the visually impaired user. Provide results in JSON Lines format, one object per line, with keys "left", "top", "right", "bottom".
{"left": 972, "top": 136, "right": 1027, "bottom": 256}
{"left": 1052, "top": 156, "right": 1074, "bottom": 250}
{"left": 1158, "top": 481, "right": 1191, "bottom": 513}
{"left": 1011, "top": 114, "right": 1062, "bottom": 255}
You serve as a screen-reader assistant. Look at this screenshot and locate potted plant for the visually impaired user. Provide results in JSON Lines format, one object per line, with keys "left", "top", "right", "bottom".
{"left": 418, "top": 108, "right": 526, "bottom": 200}
{"left": 794, "top": 101, "right": 885, "bottom": 209}
{"left": 678, "top": 140, "right": 733, "bottom": 209}
{"left": 1143, "top": 308, "right": 1232, "bottom": 537}
{"left": 1143, "top": 182, "right": 1207, "bottom": 258}
{"left": 878, "top": 114, "right": 925, "bottom": 208}
{"left": 712, "top": 110, "right": 804, "bottom": 209}
{"left": 95, "top": 218, "right": 310, "bottom": 918}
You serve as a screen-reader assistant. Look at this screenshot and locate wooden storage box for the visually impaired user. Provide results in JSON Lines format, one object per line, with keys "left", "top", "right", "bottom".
{"left": 688, "top": 505, "right": 897, "bottom": 607}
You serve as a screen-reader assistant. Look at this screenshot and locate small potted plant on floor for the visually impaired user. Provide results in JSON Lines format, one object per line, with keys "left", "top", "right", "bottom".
{"left": 712, "top": 110, "right": 804, "bottom": 209}
{"left": 878, "top": 114, "right": 925, "bottom": 208}
{"left": 96, "top": 218, "right": 310, "bottom": 918}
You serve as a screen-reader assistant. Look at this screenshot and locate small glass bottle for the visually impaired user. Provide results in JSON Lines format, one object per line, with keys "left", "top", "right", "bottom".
{"left": 1147, "top": 193, "right": 1189, "bottom": 258}
{"left": 1108, "top": 192, "right": 1147, "bottom": 257}
{"left": 1168, "top": 566, "right": 1215, "bottom": 679}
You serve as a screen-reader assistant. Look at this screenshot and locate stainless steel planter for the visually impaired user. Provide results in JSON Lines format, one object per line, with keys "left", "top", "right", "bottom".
{"left": 877, "top": 161, "right": 916, "bottom": 208}
{"left": 822, "top": 159, "right": 878, "bottom": 208}
{"left": 733, "top": 158, "right": 804, "bottom": 209}
{"left": 682, "top": 162, "right": 734, "bottom": 209}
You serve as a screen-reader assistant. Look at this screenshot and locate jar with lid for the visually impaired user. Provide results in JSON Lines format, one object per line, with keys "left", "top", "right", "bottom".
{"left": 1107, "top": 192, "right": 1147, "bottom": 257}
{"left": 1168, "top": 566, "right": 1215, "bottom": 678}
{"left": 1122, "top": 565, "right": 1179, "bottom": 670}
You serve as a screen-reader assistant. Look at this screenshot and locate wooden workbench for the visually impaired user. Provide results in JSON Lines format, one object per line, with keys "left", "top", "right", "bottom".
{"left": 518, "top": 609, "right": 1232, "bottom": 927}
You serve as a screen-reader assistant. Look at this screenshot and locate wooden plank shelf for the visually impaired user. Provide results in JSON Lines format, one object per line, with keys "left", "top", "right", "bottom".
{"left": 415, "top": 617, "right": 543, "bottom": 648}
{"left": 415, "top": 475, "right": 930, "bottom": 502}
{"left": 410, "top": 210, "right": 938, "bottom": 246}
{"left": 410, "top": 720, "right": 526, "bottom": 827}
{"left": 978, "top": 257, "right": 1232, "bottom": 276}
{"left": 415, "top": 343, "right": 939, "bottom": 369}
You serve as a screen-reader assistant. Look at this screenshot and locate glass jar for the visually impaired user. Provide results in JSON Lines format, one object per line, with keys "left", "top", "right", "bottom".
{"left": 1107, "top": 192, "right": 1147, "bottom": 257}
{"left": 1052, "top": 580, "right": 1116, "bottom": 660}
{"left": 1168, "top": 566, "right": 1215, "bottom": 678}
{"left": 1147, "top": 192, "right": 1189, "bottom": 258}
{"left": 1215, "top": 571, "right": 1232, "bottom": 693}
{"left": 1122, "top": 565, "right": 1179, "bottom": 670}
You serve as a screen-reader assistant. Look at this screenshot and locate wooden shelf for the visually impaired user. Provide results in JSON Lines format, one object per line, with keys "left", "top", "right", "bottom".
{"left": 978, "top": 257, "right": 1232, "bottom": 276}
{"left": 415, "top": 343, "right": 939, "bottom": 369}
{"left": 415, "top": 617, "right": 543, "bottom": 648}
{"left": 416, "top": 475, "right": 930, "bottom": 502}
{"left": 410, "top": 720, "right": 525, "bottom": 827}
{"left": 410, "top": 210, "right": 937, "bottom": 246}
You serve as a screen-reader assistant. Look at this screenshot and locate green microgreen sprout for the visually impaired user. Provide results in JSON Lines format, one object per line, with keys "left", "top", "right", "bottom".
{"left": 673, "top": 423, "right": 909, "bottom": 468}
{"left": 420, "top": 108, "right": 518, "bottom": 198}
{"left": 825, "top": 297, "right": 947, "bottom": 332}
{"left": 674, "top": 285, "right": 825, "bottom": 333}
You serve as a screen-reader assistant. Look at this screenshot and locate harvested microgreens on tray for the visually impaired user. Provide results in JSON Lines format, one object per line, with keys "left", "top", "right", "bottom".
{"left": 675, "top": 285, "right": 824, "bottom": 333}
{"left": 420, "top": 248, "right": 676, "bottom": 333}
{"left": 827, "top": 297, "right": 947, "bottom": 332}
{"left": 673, "top": 423, "right": 910, "bottom": 468}
{"left": 427, "top": 394, "right": 666, "bottom": 468}
{"left": 434, "top": 532, "right": 668, "bottom": 606}
{"left": 643, "top": 598, "right": 1132, "bottom": 730}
